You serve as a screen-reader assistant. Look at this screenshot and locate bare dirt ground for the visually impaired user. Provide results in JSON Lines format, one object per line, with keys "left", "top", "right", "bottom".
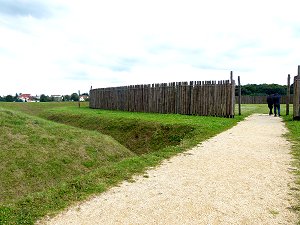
{"left": 39, "top": 114, "right": 298, "bottom": 225}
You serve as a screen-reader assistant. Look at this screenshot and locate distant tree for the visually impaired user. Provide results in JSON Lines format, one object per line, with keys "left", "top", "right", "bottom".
{"left": 31, "top": 95, "right": 38, "bottom": 102}
{"left": 40, "top": 94, "right": 46, "bottom": 102}
{"left": 15, "top": 98, "right": 23, "bottom": 102}
{"left": 5, "top": 95, "right": 14, "bottom": 102}
{"left": 63, "top": 95, "right": 71, "bottom": 101}
{"left": 40, "top": 94, "right": 50, "bottom": 102}
{"left": 13, "top": 93, "right": 23, "bottom": 102}
{"left": 13, "top": 93, "right": 18, "bottom": 101}
{"left": 290, "top": 83, "right": 294, "bottom": 95}
{"left": 70, "top": 93, "right": 79, "bottom": 101}
{"left": 0, "top": 96, "right": 4, "bottom": 102}
{"left": 236, "top": 84, "right": 287, "bottom": 96}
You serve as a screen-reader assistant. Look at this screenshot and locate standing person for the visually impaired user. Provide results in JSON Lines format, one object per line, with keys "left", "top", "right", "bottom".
{"left": 267, "top": 94, "right": 274, "bottom": 115}
{"left": 273, "top": 93, "right": 281, "bottom": 117}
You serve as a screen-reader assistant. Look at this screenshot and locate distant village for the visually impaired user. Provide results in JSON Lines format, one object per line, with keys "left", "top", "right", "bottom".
{"left": 0, "top": 93, "right": 89, "bottom": 102}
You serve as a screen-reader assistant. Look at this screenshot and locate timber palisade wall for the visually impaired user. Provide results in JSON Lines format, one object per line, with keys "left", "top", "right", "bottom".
{"left": 90, "top": 80, "right": 235, "bottom": 117}
{"left": 235, "top": 95, "right": 292, "bottom": 104}
{"left": 293, "top": 66, "right": 300, "bottom": 119}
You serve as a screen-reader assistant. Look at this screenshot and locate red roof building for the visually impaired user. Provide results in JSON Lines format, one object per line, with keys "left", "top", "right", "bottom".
{"left": 18, "top": 94, "right": 33, "bottom": 102}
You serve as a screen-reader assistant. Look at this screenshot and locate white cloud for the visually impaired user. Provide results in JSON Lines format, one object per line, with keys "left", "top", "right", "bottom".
{"left": 1, "top": 0, "right": 300, "bottom": 95}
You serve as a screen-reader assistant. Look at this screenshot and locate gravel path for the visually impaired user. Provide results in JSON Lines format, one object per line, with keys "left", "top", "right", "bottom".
{"left": 39, "top": 114, "right": 297, "bottom": 225}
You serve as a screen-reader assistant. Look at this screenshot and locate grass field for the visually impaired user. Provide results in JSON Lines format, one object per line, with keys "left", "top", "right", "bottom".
{"left": 0, "top": 102, "right": 299, "bottom": 224}
{"left": 282, "top": 111, "right": 300, "bottom": 216}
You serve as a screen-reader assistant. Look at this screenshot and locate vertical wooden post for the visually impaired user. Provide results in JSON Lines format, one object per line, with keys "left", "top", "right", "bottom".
{"left": 286, "top": 74, "right": 290, "bottom": 115}
{"left": 238, "top": 76, "right": 241, "bottom": 115}
{"left": 78, "top": 90, "right": 81, "bottom": 108}
{"left": 293, "top": 66, "right": 300, "bottom": 120}
{"left": 230, "top": 71, "right": 235, "bottom": 118}
{"left": 293, "top": 76, "right": 298, "bottom": 119}
{"left": 189, "top": 81, "right": 193, "bottom": 115}
{"left": 89, "top": 86, "right": 92, "bottom": 108}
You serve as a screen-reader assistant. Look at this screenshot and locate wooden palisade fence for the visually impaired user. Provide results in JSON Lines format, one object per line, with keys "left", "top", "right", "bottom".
{"left": 286, "top": 74, "right": 290, "bottom": 115}
{"left": 236, "top": 95, "right": 293, "bottom": 104}
{"left": 90, "top": 79, "right": 235, "bottom": 117}
{"left": 293, "top": 66, "right": 300, "bottom": 119}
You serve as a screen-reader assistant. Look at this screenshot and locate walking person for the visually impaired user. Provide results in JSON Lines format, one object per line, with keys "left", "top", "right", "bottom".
{"left": 273, "top": 93, "right": 281, "bottom": 117}
{"left": 267, "top": 94, "right": 274, "bottom": 115}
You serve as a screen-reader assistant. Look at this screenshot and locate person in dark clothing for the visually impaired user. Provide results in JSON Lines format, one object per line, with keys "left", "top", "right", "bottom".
{"left": 273, "top": 93, "right": 281, "bottom": 117}
{"left": 267, "top": 94, "right": 274, "bottom": 115}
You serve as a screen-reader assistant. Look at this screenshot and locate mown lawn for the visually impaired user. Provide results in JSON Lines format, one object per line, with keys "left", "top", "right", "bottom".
{"left": 0, "top": 102, "right": 298, "bottom": 224}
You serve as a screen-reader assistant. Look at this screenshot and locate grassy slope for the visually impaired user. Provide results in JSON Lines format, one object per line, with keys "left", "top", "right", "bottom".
{"left": 41, "top": 107, "right": 234, "bottom": 155}
{"left": 0, "top": 108, "right": 134, "bottom": 203}
{"left": 0, "top": 102, "right": 293, "bottom": 224}
{"left": 42, "top": 108, "right": 195, "bottom": 155}
{"left": 0, "top": 107, "right": 136, "bottom": 224}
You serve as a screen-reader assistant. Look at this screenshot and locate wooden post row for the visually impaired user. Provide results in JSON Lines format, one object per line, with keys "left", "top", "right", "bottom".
{"left": 78, "top": 90, "right": 81, "bottom": 108}
{"left": 286, "top": 74, "right": 290, "bottom": 116}
{"left": 238, "top": 76, "right": 241, "bottom": 115}
{"left": 89, "top": 77, "right": 237, "bottom": 117}
{"left": 294, "top": 66, "right": 300, "bottom": 120}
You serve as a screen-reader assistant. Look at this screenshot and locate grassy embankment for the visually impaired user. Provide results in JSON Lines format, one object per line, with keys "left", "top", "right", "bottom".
{"left": 0, "top": 102, "right": 291, "bottom": 224}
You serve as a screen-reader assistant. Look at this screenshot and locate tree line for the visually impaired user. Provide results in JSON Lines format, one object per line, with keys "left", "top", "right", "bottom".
{"left": 39, "top": 93, "right": 88, "bottom": 102}
{"left": 0, "top": 93, "right": 89, "bottom": 102}
{"left": 0, "top": 84, "right": 290, "bottom": 102}
{"left": 0, "top": 94, "right": 22, "bottom": 102}
{"left": 236, "top": 84, "right": 289, "bottom": 96}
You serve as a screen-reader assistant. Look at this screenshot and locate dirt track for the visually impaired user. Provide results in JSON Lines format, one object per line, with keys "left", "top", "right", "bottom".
{"left": 39, "top": 114, "right": 297, "bottom": 225}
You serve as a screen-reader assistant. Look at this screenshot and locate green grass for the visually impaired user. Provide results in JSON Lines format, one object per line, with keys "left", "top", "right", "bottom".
{"left": 0, "top": 102, "right": 295, "bottom": 224}
{"left": 0, "top": 107, "right": 135, "bottom": 224}
{"left": 0, "top": 102, "right": 84, "bottom": 116}
{"left": 282, "top": 111, "right": 300, "bottom": 218}
{"left": 41, "top": 108, "right": 195, "bottom": 155}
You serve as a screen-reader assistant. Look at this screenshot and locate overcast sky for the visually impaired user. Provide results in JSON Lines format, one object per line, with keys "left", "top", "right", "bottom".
{"left": 0, "top": 0, "right": 299, "bottom": 95}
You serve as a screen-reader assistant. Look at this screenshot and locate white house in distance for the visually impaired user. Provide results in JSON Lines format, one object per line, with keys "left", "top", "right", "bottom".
{"left": 79, "top": 95, "right": 89, "bottom": 101}
{"left": 18, "top": 94, "right": 33, "bottom": 102}
{"left": 51, "top": 95, "right": 63, "bottom": 101}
